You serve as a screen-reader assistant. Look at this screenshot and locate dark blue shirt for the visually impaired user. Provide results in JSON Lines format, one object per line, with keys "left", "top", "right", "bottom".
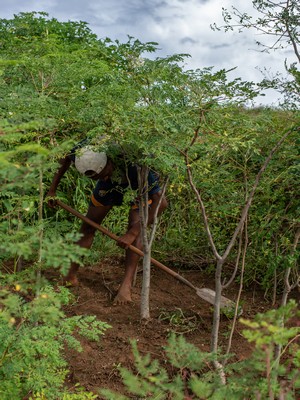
{"left": 69, "top": 140, "right": 161, "bottom": 207}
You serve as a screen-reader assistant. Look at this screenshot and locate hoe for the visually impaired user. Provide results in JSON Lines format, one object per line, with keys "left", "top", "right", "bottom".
{"left": 57, "top": 200, "right": 236, "bottom": 311}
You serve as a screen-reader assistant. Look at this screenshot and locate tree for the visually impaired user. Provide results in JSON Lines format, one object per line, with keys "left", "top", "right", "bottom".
{"left": 212, "top": 0, "right": 300, "bottom": 107}
{"left": 1, "top": 13, "right": 298, "bottom": 389}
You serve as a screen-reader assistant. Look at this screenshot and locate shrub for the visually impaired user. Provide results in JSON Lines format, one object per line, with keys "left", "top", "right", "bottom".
{"left": 0, "top": 283, "right": 110, "bottom": 399}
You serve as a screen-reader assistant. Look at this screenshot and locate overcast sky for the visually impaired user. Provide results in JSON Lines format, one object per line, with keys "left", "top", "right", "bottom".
{"left": 0, "top": 0, "right": 293, "bottom": 106}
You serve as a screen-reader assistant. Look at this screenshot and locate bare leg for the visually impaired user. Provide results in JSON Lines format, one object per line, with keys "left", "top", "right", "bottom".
{"left": 113, "top": 208, "right": 141, "bottom": 304}
{"left": 114, "top": 192, "right": 168, "bottom": 304}
{"left": 114, "top": 233, "right": 142, "bottom": 304}
{"left": 63, "top": 204, "right": 112, "bottom": 285}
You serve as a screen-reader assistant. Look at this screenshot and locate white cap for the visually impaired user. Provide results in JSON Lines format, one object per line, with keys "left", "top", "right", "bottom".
{"left": 74, "top": 147, "right": 107, "bottom": 176}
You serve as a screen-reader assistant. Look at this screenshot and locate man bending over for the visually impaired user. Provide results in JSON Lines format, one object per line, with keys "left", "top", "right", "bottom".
{"left": 46, "top": 140, "right": 167, "bottom": 304}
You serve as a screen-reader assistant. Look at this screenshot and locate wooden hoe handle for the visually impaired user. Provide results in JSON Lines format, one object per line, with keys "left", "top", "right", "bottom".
{"left": 56, "top": 200, "right": 196, "bottom": 291}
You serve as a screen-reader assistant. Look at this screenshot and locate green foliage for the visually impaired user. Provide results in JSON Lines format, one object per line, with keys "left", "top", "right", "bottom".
{"left": 101, "top": 301, "right": 300, "bottom": 399}
{"left": 0, "top": 284, "right": 110, "bottom": 400}
{"left": 231, "top": 300, "right": 300, "bottom": 399}
{"left": 241, "top": 300, "right": 300, "bottom": 348}
{"left": 0, "top": 10, "right": 298, "bottom": 295}
{"left": 0, "top": 9, "right": 299, "bottom": 399}
{"left": 212, "top": 0, "right": 300, "bottom": 108}
{"left": 0, "top": 11, "right": 263, "bottom": 270}
{"left": 158, "top": 308, "right": 200, "bottom": 334}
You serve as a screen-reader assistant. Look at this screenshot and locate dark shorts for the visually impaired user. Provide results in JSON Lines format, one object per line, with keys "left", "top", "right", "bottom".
{"left": 90, "top": 167, "right": 161, "bottom": 207}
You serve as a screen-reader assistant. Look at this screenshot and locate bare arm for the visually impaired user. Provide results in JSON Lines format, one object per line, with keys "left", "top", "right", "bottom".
{"left": 46, "top": 156, "right": 72, "bottom": 206}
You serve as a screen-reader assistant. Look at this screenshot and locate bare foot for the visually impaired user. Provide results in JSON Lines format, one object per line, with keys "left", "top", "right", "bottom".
{"left": 62, "top": 274, "right": 79, "bottom": 287}
{"left": 113, "top": 286, "right": 132, "bottom": 305}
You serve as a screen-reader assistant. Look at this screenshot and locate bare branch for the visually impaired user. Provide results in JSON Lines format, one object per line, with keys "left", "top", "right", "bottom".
{"left": 222, "top": 126, "right": 298, "bottom": 262}
{"left": 185, "top": 155, "right": 221, "bottom": 260}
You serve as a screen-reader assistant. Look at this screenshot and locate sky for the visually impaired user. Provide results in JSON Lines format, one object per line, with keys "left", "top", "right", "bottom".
{"left": 0, "top": 0, "right": 293, "bottom": 106}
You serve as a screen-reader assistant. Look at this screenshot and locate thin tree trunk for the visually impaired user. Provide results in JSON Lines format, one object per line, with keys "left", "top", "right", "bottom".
{"left": 275, "top": 227, "right": 300, "bottom": 360}
{"left": 281, "top": 227, "right": 300, "bottom": 307}
{"left": 272, "top": 238, "right": 279, "bottom": 306}
{"left": 185, "top": 127, "right": 297, "bottom": 354}
{"left": 36, "top": 162, "right": 44, "bottom": 296}
{"left": 225, "top": 220, "right": 248, "bottom": 358}
{"left": 140, "top": 248, "right": 151, "bottom": 320}
{"left": 211, "top": 259, "right": 223, "bottom": 353}
{"left": 138, "top": 166, "right": 151, "bottom": 320}
{"left": 139, "top": 168, "right": 169, "bottom": 320}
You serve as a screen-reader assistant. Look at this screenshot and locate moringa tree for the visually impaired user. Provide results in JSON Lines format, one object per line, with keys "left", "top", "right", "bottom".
{"left": 212, "top": 0, "right": 300, "bottom": 107}
{"left": 1, "top": 12, "right": 298, "bottom": 373}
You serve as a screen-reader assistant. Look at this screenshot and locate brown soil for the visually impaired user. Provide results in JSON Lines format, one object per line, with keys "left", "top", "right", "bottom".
{"left": 47, "top": 256, "right": 290, "bottom": 399}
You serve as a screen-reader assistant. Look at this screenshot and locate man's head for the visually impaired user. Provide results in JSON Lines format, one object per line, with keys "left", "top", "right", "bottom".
{"left": 75, "top": 147, "right": 107, "bottom": 178}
